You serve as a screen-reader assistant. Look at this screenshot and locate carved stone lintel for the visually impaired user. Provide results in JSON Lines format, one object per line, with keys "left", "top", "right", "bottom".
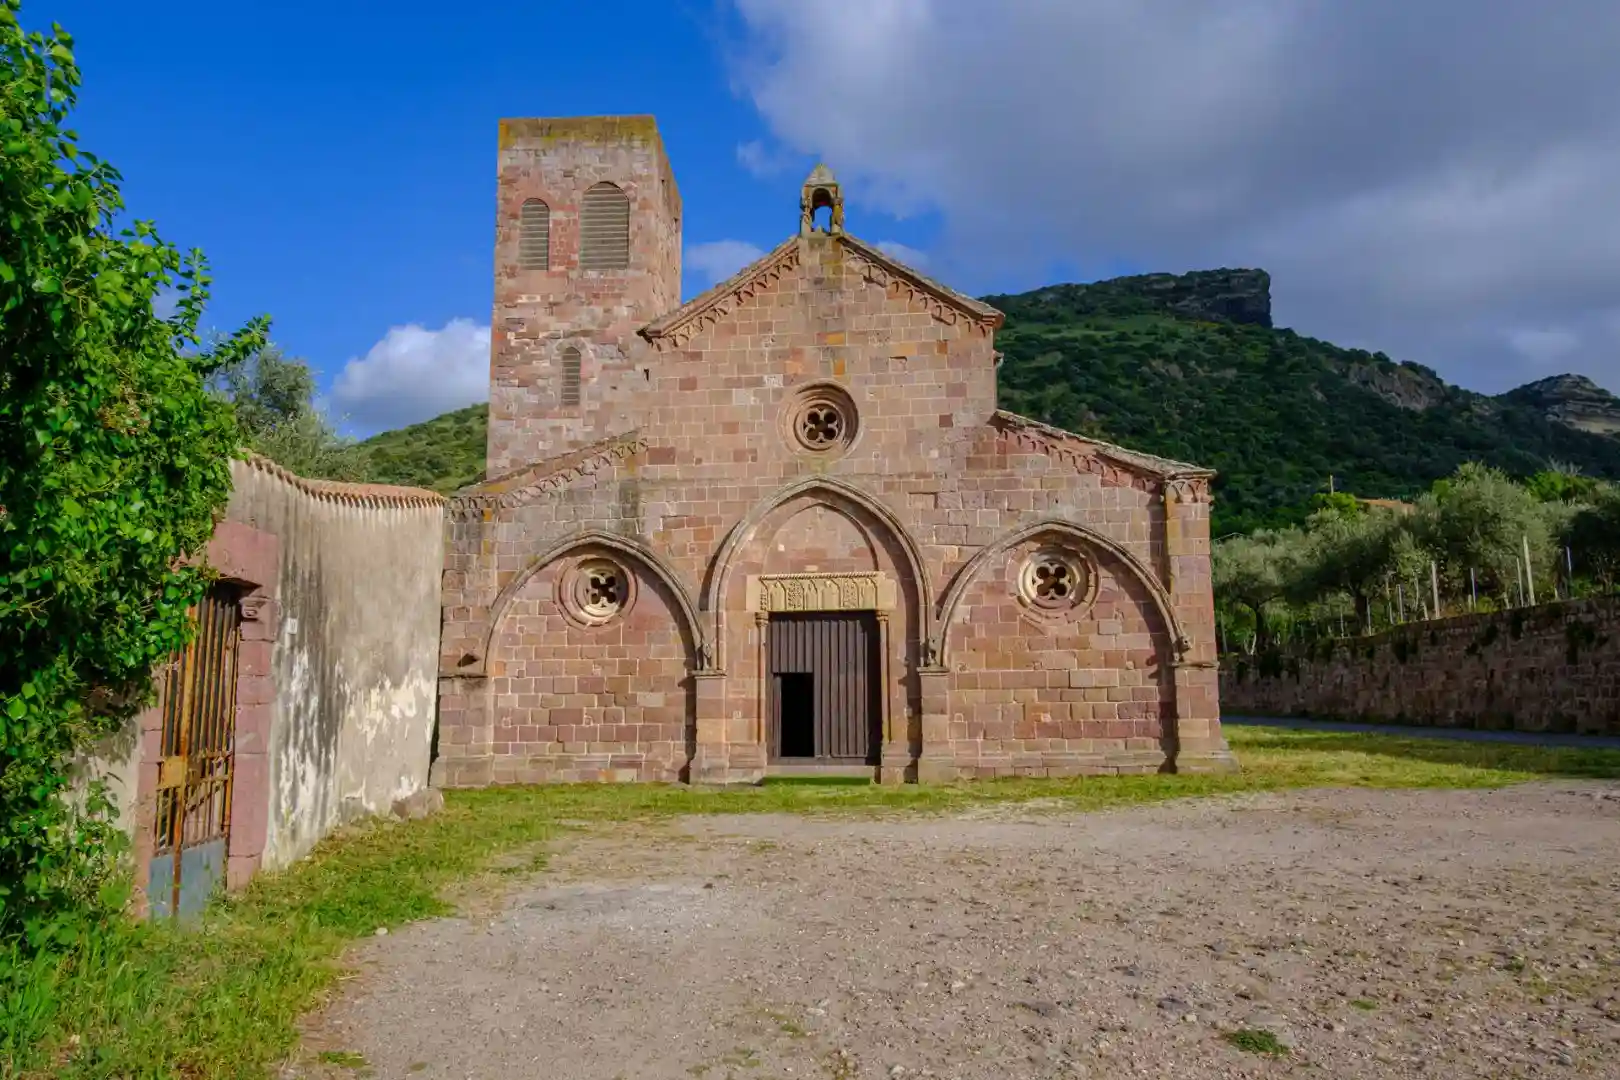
{"left": 746, "top": 571, "right": 895, "bottom": 614}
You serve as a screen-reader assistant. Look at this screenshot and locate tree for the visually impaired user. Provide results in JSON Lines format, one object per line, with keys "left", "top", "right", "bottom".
{"left": 0, "top": 3, "right": 267, "bottom": 939}
{"left": 1294, "top": 504, "right": 1420, "bottom": 628}
{"left": 211, "top": 344, "right": 368, "bottom": 481}
{"left": 1212, "top": 528, "right": 1306, "bottom": 651}
{"left": 1413, "top": 463, "right": 1558, "bottom": 603}
{"left": 1524, "top": 462, "right": 1604, "bottom": 505}
{"left": 1566, "top": 484, "right": 1620, "bottom": 590}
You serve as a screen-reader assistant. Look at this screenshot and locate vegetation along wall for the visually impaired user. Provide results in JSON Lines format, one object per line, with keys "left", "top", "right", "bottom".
{"left": 1221, "top": 597, "right": 1620, "bottom": 734}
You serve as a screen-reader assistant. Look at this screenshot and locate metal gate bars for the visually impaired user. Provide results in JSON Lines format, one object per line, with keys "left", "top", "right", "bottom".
{"left": 148, "top": 584, "right": 242, "bottom": 919}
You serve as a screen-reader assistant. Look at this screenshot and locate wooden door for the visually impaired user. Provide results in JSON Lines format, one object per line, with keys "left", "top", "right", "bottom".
{"left": 767, "top": 612, "right": 880, "bottom": 763}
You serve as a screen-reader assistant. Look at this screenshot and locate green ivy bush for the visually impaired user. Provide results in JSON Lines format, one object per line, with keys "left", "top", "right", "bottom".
{"left": 0, "top": 1, "right": 266, "bottom": 943}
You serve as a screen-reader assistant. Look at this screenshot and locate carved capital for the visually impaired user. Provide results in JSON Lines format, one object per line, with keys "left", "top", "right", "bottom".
{"left": 1164, "top": 477, "right": 1209, "bottom": 505}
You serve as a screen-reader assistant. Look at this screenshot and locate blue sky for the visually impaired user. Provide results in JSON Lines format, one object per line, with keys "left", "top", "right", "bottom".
{"left": 39, "top": 0, "right": 1087, "bottom": 434}
{"left": 31, "top": 2, "right": 1620, "bottom": 434}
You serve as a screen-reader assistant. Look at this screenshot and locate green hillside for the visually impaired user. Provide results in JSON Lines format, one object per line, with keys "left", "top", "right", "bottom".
{"left": 357, "top": 268, "right": 1620, "bottom": 532}
{"left": 358, "top": 403, "right": 486, "bottom": 494}
{"left": 990, "top": 269, "right": 1620, "bottom": 533}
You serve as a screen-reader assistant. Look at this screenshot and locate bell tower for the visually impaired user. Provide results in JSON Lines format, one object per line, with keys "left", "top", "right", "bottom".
{"left": 800, "top": 163, "right": 845, "bottom": 236}
{"left": 485, "top": 116, "right": 683, "bottom": 476}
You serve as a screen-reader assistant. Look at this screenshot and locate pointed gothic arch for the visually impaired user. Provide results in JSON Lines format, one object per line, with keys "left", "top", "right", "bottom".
{"left": 703, "top": 477, "right": 932, "bottom": 671}
{"left": 935, "top": 517, "right": 1188, "bottom": 667}
{"left": 479, "top": 529, "right": 705, "bottom": 669}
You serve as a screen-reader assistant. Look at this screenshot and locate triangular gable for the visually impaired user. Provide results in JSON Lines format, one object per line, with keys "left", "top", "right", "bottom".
{"left": 640, "top": 233, "right": 1005, "bottom": 350}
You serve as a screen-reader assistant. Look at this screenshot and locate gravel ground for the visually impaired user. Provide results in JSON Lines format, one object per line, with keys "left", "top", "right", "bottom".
{"left": 298, "top": 783, "right": 1620, "bottom": 1080}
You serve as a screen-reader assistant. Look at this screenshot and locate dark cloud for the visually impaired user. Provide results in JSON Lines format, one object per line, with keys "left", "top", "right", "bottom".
{"left": 729, "top": 0, "right": 1620, "bottom": 393}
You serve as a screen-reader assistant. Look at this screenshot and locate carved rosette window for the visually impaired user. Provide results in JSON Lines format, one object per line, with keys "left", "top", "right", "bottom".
{"left": 1017, "top": 547, "right": 1093, "bottom": 616}
{"left": 560, "top": 556, "right": 635, "bottom": 628}
{"left": 781, "top": 383, "right": 858, "bottom": 458}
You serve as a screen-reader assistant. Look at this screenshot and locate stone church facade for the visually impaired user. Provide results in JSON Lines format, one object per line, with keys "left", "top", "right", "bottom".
{"left": 433, "top": 115, "right": 1234, "bottom": 787}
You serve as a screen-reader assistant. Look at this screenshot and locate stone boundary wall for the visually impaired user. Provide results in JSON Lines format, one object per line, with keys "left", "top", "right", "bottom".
{"left": 1220, "top": 596, "right": 1620, "bottom": 734}
{"left": 224, "top": 455, "right": 446, "bottom": 870}
{"left": 76, "top": 455, "right": 447, "bottom": 913}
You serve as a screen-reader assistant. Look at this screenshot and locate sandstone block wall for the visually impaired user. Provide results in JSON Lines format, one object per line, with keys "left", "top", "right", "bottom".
{"left": 438, "top": 231, "right": 1230, "bottom": 784}
{"left": 1220, "top": 597, "right": 1620, "bottom": 734}
{"left": 488, "top": 116, "right": 682, "bottom": 473}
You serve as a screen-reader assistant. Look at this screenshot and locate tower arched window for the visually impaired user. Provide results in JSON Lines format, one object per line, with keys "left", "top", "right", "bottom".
{"left": 518, "top": 199, "right": 550, "bottom": 270}
{"left": 579, "top": 182, "right": 630, "bottom": 270}
{"left": 560, "top": 347, "right": 582, "bottom": 407}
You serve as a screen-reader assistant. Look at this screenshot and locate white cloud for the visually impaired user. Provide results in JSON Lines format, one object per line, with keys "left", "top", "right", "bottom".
{"left": 686, "top": 239, "right": 767, "bottom": 288}
{"left": 875, "top": 240, "right": 929, "bottom": 269}
{"left": 330, "top": 318, "right": 490, "bottom": 433}
{"left": 726, "top": 0, "right": 1620, "bottom": 394}
{"left": 736, "top": 139, "right": 800, "bottom": 178}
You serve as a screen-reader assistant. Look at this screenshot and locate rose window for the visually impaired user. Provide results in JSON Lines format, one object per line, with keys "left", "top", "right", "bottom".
{"left": 1032, "top": 560, "right": 1073, "bottom": 602}
{"left": 799, "top": 405, "right": 844, "bottom": 449}
{"left": 783, "top": 383, "right": 859, "bottom": 457}
{"left": 582, "top": 565, "right": 622, "bottom": 617}
{"left": 1018, "top": 548, "right": 1090, "bottom": 614}
{"left": 565, "top": 557, "right": 634, "bottom": 626}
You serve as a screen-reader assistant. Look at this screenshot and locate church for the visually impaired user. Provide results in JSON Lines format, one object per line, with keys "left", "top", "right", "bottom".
{"left": 432, "top": 116, "right": 1234, "bottom": 786}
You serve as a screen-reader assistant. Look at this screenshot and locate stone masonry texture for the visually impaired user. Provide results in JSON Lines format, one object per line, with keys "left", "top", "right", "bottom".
{"left": 1221, "top": 597, "right": 1620, "bottom": 734}
{"left": 435, "top": 114, "right": 1234, "bottom": 787}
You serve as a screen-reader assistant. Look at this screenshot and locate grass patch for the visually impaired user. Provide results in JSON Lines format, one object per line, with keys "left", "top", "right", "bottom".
{"left": 1223, "top": 1028, "right": 1288, "bottom": 1056}
{"left": 316, "top": 1050, "right": 370, "bottom": 1069}
{"left": 1350, "top": 998, "right": 1378, "bottom": 1011}
{"left": 5, "top": 725, "right": 1618, "bottom": 1079}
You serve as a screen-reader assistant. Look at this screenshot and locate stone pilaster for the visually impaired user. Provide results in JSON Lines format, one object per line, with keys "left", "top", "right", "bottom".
{"left": 1163, "top": 477, "right": 1238, "bottom": 773}
{"left": 430, "top": 676, "right": 495, "bottom": 788}
{"left": 915, "top": 667, "right": 956, "bottom": 783}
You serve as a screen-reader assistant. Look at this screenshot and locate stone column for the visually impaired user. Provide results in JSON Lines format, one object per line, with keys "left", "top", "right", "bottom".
{"left": 1164, "top": 477, "right": 1238, "bottom": 773}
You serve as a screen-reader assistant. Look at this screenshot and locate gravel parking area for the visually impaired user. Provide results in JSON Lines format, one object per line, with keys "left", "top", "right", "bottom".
{"left": 301, "top": 783, "right": 1620, "bottom": 1079}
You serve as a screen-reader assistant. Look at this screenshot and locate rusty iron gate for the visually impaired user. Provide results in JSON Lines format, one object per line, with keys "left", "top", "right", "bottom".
{"left": 148, "top": 584, "right": 241, "bottom": 919}
{"left": 767, "top": 612, "right": 881, "bottom": 763}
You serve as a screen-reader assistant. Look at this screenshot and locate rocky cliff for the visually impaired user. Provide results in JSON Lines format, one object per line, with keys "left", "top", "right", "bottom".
{"left": 1498, "top": 374, "right": 1620, "bottom": 439}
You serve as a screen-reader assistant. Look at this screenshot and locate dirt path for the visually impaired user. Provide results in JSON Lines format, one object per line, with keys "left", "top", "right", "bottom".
{"left": 299, "top": 783, "right": 1620, "bottom": 1080}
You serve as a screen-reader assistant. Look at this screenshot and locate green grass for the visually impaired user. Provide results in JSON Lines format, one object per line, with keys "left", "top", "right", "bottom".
{"left": 5, "top": 725, "right": 1620, "bottom": 1079}
{"left": 1223, "top": 1028, "right": 1288, "bottom": 1056}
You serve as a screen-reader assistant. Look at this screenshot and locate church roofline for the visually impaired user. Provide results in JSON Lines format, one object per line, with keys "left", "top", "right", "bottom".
{"left": 640, "top": 232, "right": 1004, "bottom": 347}
{"left": 989, "top": 410, "right": 1216, "bottom": 480}
{"left": 838, "top": 234, "right": 1004, "bottom": 327}
{"left": 641, "top": 238, "right": 800, "bottom": 344}
{"left": 451, "top": 430, "right": 648, "bottom": 510}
